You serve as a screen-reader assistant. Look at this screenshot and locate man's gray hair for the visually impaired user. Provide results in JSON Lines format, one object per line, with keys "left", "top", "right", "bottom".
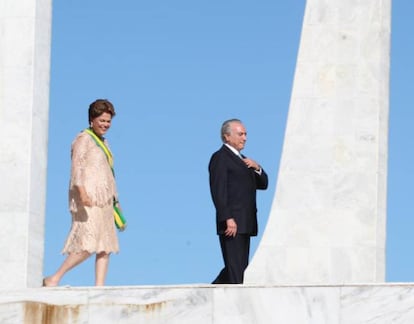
{"left": 221, "top": 118, "right": 242, "bottom": 142}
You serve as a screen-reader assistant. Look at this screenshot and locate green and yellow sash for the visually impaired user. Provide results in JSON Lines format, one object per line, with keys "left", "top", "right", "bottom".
{"left": 85, "top": 128, "right": 127, "bottom": 231}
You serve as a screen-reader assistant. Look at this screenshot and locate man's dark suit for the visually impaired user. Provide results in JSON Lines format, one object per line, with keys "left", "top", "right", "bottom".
{"left": 209, "top": 144, "right": 268, "bottom": 284}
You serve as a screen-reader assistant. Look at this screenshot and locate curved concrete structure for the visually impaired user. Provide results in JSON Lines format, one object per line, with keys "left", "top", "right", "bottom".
{"left": 245, "top": 0, "right": 391, "bottom": 284}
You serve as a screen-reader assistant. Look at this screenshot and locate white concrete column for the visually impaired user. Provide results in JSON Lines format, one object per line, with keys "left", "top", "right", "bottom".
{"left": 0, "top": 0, "right": 52, "bottom": 288}
{"left": 245, "top": 0, "right": 391, "bottom": 284}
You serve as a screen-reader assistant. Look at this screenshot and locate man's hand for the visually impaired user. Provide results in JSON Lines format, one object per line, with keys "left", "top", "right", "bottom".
{"left": 225, "top": 218, "right": 237, "bottom": 237}
{"left": 242, "top": 157, "right": 261, "bottom": 171}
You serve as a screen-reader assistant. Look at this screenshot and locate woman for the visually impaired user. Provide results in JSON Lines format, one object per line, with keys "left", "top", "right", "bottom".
{"left": 43, "top": 99, "right": 120, "bottom": 286}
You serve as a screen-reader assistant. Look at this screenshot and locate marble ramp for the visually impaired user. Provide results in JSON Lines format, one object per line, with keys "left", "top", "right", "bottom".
{"left": 1, "top": 284, "right": 414, "bottom": 324}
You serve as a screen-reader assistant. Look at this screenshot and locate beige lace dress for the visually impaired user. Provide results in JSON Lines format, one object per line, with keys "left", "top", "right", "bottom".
{"left": 62, "top": 130, "right": 119, "bottom": 254}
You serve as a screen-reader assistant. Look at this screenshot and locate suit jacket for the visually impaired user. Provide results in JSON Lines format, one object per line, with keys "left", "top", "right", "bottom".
{"left": 209, "top": 145, "right": 268, "bottom": 236}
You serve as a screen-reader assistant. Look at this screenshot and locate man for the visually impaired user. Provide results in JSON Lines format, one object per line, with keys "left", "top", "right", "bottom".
{"left": 209, "top": 119, "right": 268, "bottom": 284}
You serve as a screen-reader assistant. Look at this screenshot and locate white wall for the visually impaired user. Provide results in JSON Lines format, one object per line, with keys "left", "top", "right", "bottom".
{"left": 0, "top": 0, "right": 52, "bottom": 288}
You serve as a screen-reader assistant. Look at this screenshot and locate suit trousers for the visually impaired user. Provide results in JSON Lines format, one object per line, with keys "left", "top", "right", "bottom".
{"left": 212, "top": 234, "right": 250, "bottom": 284}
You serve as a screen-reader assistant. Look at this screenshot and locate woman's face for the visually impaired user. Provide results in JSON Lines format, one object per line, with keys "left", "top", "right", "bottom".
{"left": 91, "top": 112, "right": 112, "bottom": 137}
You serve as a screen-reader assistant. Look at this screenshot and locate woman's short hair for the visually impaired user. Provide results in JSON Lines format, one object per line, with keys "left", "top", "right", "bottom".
{"left": 88, "top": 99, "right": 116, "bottom": 123}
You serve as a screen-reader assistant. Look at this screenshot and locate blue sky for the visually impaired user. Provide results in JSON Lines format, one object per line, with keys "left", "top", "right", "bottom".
{"left": 44, "top": 1, "right": 413, "bottom": 286}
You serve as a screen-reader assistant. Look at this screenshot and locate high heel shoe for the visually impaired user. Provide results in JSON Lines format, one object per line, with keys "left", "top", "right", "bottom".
{"left": 42, "top": 277, "right": 57, "bottom": 287}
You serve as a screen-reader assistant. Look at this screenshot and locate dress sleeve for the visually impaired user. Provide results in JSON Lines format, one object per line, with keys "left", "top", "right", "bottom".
{"left": 70, "top": 133, "right": 90, "bottom": 188}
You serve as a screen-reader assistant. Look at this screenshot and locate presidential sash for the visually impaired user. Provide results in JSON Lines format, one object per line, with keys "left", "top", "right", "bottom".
{"left": 85, "top": 128, "right": 127, "bottom": 231}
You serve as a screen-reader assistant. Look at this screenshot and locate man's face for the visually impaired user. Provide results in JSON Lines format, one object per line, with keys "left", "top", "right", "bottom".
{"left": 224, "top": 122, "right": 247, "bottom": 151}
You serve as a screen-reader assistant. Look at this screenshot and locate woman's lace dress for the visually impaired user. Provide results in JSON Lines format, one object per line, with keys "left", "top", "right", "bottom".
{"left": 62, "top": 130, "right": 119, "bottom": 254}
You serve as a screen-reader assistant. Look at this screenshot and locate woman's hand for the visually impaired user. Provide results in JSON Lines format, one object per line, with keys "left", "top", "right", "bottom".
{"left": 80, "top": 193, "right": 92, "bottom": 207}
{"left": 77, "top": 186, "right": 92, "bottom": 207}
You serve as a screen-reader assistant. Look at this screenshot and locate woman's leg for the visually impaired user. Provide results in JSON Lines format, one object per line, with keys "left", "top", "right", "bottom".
{"left": 43, "top": 251, "right": 91, "bottom": 286}
{"left": 95, "top": 252, "right": 110, "bottom": 286}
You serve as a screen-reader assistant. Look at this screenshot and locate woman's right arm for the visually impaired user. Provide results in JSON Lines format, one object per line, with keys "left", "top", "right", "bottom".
{"left": 71, "top": 134, "right": 93, "bottom": 207}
